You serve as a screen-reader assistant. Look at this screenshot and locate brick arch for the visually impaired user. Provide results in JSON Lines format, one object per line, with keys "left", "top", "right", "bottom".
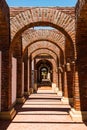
{"left": 28, "top": 41, "right": 60, "bottom": 55}
{"left": 0, "top": 0, "right": 10, "bottom": 49}
{"left": 32, "top": 51, "right": 58, "bottom": 77}
{"left": 31, "top": 48, "right": 58, "bottom": 63}
{"left": 28, "top": 41, "right": 64, "bottom": 64}
{"left": 22, "top": 29, "right": 65, "bottom": 51}
{"left": 22, "top": 28, "right": 74, "bottom": 63}
{"left": 24, "top": 39, "right": 64, "bottom": 56}
{"left": 10, "top": 7, "right": 75, "bottom": 47}
{"left": 36, "top": 58, "right": 53, "bottom": 71}
{"left": 36, "top": 58, "right": 58, "bottom": 85}
{"left": 23, "top": 35, "right": 64, "bottom": 59}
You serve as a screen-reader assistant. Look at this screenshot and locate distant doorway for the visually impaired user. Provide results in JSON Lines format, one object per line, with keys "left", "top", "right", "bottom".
{"left": 36, "top": 60, "right": 53, "bottom": 87}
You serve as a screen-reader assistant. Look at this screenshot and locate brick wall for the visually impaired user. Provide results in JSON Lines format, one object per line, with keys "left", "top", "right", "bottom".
{"left": 75, "top": 1, "right": 87, "bottom": 111}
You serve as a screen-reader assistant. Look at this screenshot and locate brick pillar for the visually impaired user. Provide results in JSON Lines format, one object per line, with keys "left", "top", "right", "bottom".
{"left": 34, "top": 70, "right": 37, "bottom": 92}
{"left": 0, "top": 49, "right": 16, "bottom": 119}
{"left": 0, "top": 1, "right": 16, "bottom": 119}
{"left": 70, "top": 61, "right": 76, "bottom": 105}
{"left": 28, "top": 58, "right": 30, "bottom": 94}
{"left": 17, "top": 65, "right": 25, "bottom": 104}
{"left": 29, "top": 56, "right": 33, "bottom": 94}
{"left": 57, "top": 69, "right": 63, "bottom": 96}
{"left": 73, "top": 64, "right": 81, "bottom": 111}
{"left": 24, "top": 59, "right": 28, "bottom": 95}
{"left": 1, "top": 50, "right": 11, "bottom": 111}
{"left": 52, "top": 69, "right": 56, "bottom": 92}
{"left": 70, "top": 5, "right": 87, "bottom": 121}
{"left": 34, "top": 59, "right": 37, "bottom": 92}
{"left": 31, "top": 59, "right": 34, "bottom": 92}
{"left": 0, "top": 51, "right": 1, "bottom": 112}
{"left": 58, "top": 71, "right": 62, "bottom": 92}
{"left": 69, "top": 62, "right": 83, "bottom": 122}
{"left": 61, "top": 65, "right": 69, "bottom": 104}
{"left": 14, "top": 37, "right": 25, "bottom": 104}
{"left": 67, "top": 71, "right": 73, "bottom": 98}
{"left": 17, "top": 58, "right": 25, "bottom": 103}
{"left": 24, "top": 51, "right": 29, "bottom": 96}
{"left": 17, "top": 59, "right": 23, "bottom": 98}
{"left": 66, "top": 62, "right": 73, "bottom": 105}
{"left": 63, "top": 71, "right": 68, "bottom": 98}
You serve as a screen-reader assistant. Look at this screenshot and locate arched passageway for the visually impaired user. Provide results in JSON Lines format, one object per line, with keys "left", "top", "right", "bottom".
{"left": 36, "top": 59, "right": 53, "bottom": 87}
{"left": 0, "top": 0, "right": 87, "bottom": 126}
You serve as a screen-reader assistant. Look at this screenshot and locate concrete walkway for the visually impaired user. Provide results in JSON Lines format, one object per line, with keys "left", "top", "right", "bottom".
{"left": 0, "top": 89, "right": 87, "bottom": 130}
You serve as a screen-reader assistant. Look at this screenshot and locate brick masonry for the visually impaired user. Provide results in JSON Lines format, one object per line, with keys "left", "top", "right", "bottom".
{"left": 10, "top": 7, "right": 75, "bottom": 46}
{"left": 0, "top": 0, "right": 87, "bottom": 121}
{"left": 22, "top": 29, "right": 65, "bottom": 51}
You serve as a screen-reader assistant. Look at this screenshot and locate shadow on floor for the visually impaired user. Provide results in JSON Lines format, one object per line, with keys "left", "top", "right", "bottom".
{"left": 0, "top": 104, "right": 23, "bottom": 130}
{"left": 0, "top": 94, "right": 87, "bottom": 129}
{"left": 0, "top": 120, "right": 12, "bottom": 130}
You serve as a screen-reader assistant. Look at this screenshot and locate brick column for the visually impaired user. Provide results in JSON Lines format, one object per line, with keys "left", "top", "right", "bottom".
{"left": 0, "top": 49, "right": 16, "bottom": 119}
{"left": 17, "top": 58, "right": 25, "bottom": 103}
{"left": 64, "top": 71, "right": 68, "bottom": 98}
{"left": 61, "top": 65, "right": 69, "bottom": 103}
{"left": 57, "top": 67, "right": 63, "bottom": 96}
{"left": 1, "top": 50, "right": 11, "bottom": 111}
{"left": 66, "top": 62, "right": 73, "bottom": 105}
{"left": 14, "top": 37, "right": 25, "bottom": 104}
{"left": 28, "top": 58, "right": 30, "bottom": 94}
{"left": 34, "top": 59, "right": 37, "bottom": 92}
{"left": 67, "top": 71, "right": 73, "bottom": 98}
{"left": 58, "top": 72, "right": 62, "bottom": 91}
{"left": 69, "top": 62, "right": 83, "bottom": 122}
{"left": 24, "top": 59, "right": 28, "bottom": 95}
{"left": 73, "top": 65, "right": 81, "bottom": 111}
{"left": 0, "top": 51, "right": 1, "bottom": 112}
{"left": 31, "top": 59, "right": 34, "bottom": 92}
{"left": 70, "top": 3, "right": 87, "bottom": 121}
{"left": 0, "top": 0, "right": 16, "bottom": 120}
{"left": 29, "top": 56, "right": 33, "bottom": 94}
{"left": 24, "top": 50, "right": 30, "bottom": 96}
{"left": 34, "top": 70, "right": 37, "bottom": 92}
{"left": 62, "top": 63, "right": 74, "bottom": 104}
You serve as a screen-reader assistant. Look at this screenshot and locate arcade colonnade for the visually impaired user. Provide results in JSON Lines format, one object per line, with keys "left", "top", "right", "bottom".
{"left": 0, "top": 0, "right": 87, "bottom": 122}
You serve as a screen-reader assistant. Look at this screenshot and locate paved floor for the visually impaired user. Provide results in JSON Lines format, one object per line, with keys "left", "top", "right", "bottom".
{"left": 0, "top": 89, "right": 87, "bottom": 130}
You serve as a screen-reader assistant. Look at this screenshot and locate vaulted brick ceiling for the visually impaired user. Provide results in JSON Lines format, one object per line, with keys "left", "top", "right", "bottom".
{"left": 10, "top": 7, "right": 75, "bottom": 46}
{"left": 22, "top": 29, "right": 65, "bottom": 51}
{"left": 32, "top": 49, "right": 57, "bottom": 60}
{"left": 32, "top": 48, "right": 57, "bottom": 62}
{"left": 28, "top": 41, "right": 63, "bottom": 61}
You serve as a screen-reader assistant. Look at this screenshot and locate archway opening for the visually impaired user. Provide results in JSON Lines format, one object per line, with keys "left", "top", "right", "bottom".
{"left": 36, "top": 59, "right": 53, "bottom": 88}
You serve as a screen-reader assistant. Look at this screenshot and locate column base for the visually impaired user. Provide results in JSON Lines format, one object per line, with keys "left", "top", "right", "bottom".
{"left": 55, "top": 87, "right": 59, "bottom": 93}
{"left": 34, "top": 83, "right": 37, "bottom": 92}
{"left": 52, "top": 83, "right": 58, "bottom": 93}
{"left": 61, "top": 97, "right": 69, "bottom": 104}
{"left": 24, "top": 91, "right": 30, "bottom": 96}
{"left": 17, "top": 96, "right": 26, "bottom": 104}
{"left": 0, "top": 108, "right": 16, "bottom": 120}
{"left": 30, "top": 88, "right": 34, "bottom": 94}
{"left": 69, "top": 98, "right": 73, "bottom": 106}
{"left": 57, "top": 91, "right": 63, "bottom": 96}
{"left": 69, "top": 108, "right": 87, "bottom": 122}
